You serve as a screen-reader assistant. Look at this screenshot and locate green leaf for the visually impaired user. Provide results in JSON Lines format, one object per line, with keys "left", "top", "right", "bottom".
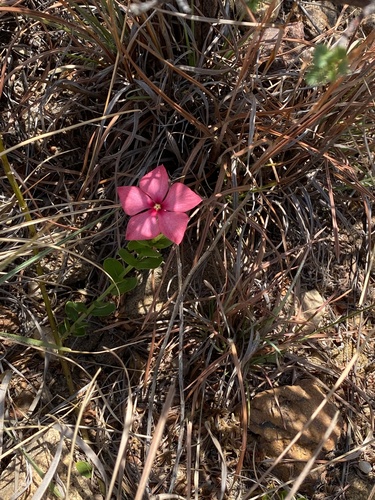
{"left": 90, "top": 301, "right": 116, "bottom": 317}
{"left": 135, "top": 247, "right": 161, "bottom": 258}
{"left": 127, "top": 241, "right": 150, "bottom": 251}
{"left": 75, "top": 461, "right": 93, "bottom": 478}
{"left": 247, "top": 0, "right": 260, "bottom": 12}
{"left": 127, "top": 235, "right": 173, "bottom": 250}
{"left": 71, "top": 324, "right": 88, "bottom": 337}
{"left": 58, "top": 318, "right": 71, "bottom": 336}
{"left": 103, "top": 257, "right": 137, "bottom": 295}
{"left": 118, "top": 248, "right": 139, "bottom": 267}
{"left": 103, "top": 258, "right": 125, "bottom": 281}
{"left": 118, "top": 248, "right": 162, "bottom": 270}
{"left": 65, "top": 301, "right": 88, "bottom": 321}
{"left": 306, "top": 44, "right": 348, "bottom": 85}
{"left": 111, "top": 277, "right": 138, "bottom": 296}
{"left": 147, "top": 235, "right": 173, "bottom": 249}
{"left": 119, "top": 241, "right": 161, "bottom": 258}
{"left": 133, "top": 256, "right": 163, "bottom": 269}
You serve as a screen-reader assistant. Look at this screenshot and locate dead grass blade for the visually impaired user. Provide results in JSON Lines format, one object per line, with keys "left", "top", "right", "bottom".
{"left": 134, "top": 383, "right": 176, "bottom": 500}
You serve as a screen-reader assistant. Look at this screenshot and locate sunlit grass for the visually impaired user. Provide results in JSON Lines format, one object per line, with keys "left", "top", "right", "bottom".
{"left": 0, "top": 0, "right": 374, "bottom": 498}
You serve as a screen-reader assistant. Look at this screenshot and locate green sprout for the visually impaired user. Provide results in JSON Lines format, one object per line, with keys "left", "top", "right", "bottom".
{"left": 306, "top": 44, "right": 349, "bottom": 85}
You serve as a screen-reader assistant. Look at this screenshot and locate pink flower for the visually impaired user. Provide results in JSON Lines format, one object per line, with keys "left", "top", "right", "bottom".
{"left": 118, "top": 165, "right": 202, "bottom": 244}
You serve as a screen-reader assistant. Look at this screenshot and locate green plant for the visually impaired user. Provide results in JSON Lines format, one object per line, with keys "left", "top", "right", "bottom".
{"left": 306, "top": 44, "right": 349, "bottom": 85}
{"left": 60, "top": 235, "right": 172, "bottom": 339}
{"left": 75, "top": 460, "right": 93, "bottom": 478}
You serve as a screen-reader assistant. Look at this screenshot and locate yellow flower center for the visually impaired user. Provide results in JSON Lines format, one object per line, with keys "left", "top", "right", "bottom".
{"left": 154, "top": 203, "right": 161, "bottom": 211}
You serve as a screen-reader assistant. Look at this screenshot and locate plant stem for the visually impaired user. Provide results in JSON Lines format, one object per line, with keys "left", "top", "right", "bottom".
{"left": 0, "top": 135, "right": 75, "bottom": 397}
{"left": 64, "top": 264, "right": 133, "bottom": 339}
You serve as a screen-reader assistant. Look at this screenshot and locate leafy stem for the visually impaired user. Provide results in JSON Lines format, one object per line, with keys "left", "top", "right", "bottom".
{"left": 60, "top": 263, "right": 133, "bottom": 340}
{"left": 60, "top": 235, "right": 172, "bottom": 339}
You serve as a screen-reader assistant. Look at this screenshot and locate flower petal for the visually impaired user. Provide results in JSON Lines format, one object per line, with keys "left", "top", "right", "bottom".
{"left": 118, "top": 186, "right": 153, "bottom": 216}
{"left": 125, "top": 211, "right": 161, "bottom": 240}
{"left": 158, "top": 211, "right": 189, "bottom": 244}
{"left": 162, "top": 182, "right": 202, "bottom": 212}
{"left": 139, "top": 165, "right": 169, "bottom": 203}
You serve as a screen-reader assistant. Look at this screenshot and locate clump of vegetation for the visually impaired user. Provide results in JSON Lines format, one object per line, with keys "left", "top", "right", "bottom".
{"left": 0, "top": 0, "right": 374, "bottom": 498}
{"left": 306, "top": 44, "right": 349, "bottom": 84}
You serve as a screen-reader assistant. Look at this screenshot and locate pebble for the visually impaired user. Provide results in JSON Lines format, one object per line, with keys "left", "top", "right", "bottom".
{"left": 358, "top": 460, "right": 372, "bottom": 475}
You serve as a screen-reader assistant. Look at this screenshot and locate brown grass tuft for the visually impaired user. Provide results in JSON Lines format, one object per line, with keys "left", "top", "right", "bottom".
{"left": 1, "top": 0, "right": 375, "bottom": 498}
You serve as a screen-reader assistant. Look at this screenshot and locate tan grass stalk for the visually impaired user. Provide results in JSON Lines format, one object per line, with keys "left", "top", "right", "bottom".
{"left": 134, "top": 383, "right": 176, "bottom": 500}
{"left": 104, "top": 350, "right": 134, "bottom": 500}
{"left": 205, "top": 420, "right": 228, "bottom": 499}
{"left": 284, "top": 411, "right": 341, "bottom": 500}
{"left": 65, "top": 369, "right": 101, "bottom": 498}
{"left": 0, "top": 371, "right": 12, "bottom": 458}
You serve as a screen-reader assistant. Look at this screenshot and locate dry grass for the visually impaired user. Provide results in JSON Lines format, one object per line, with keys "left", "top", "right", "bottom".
{"left": 0, "top": 0, "right": 375, "bottom": 498}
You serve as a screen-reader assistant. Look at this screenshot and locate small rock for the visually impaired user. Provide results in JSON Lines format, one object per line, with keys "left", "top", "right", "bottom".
{"left": 249, "top": 380, "right": 342, "bottom": 493}
{"left": 358, "top": 460, "right": 372, "bottom": 474}
{"left": 299, "top": 289, "right": 327, "bottom": 333}
{"left": 302, "top": 2, "right": 339, "bottom": 36}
